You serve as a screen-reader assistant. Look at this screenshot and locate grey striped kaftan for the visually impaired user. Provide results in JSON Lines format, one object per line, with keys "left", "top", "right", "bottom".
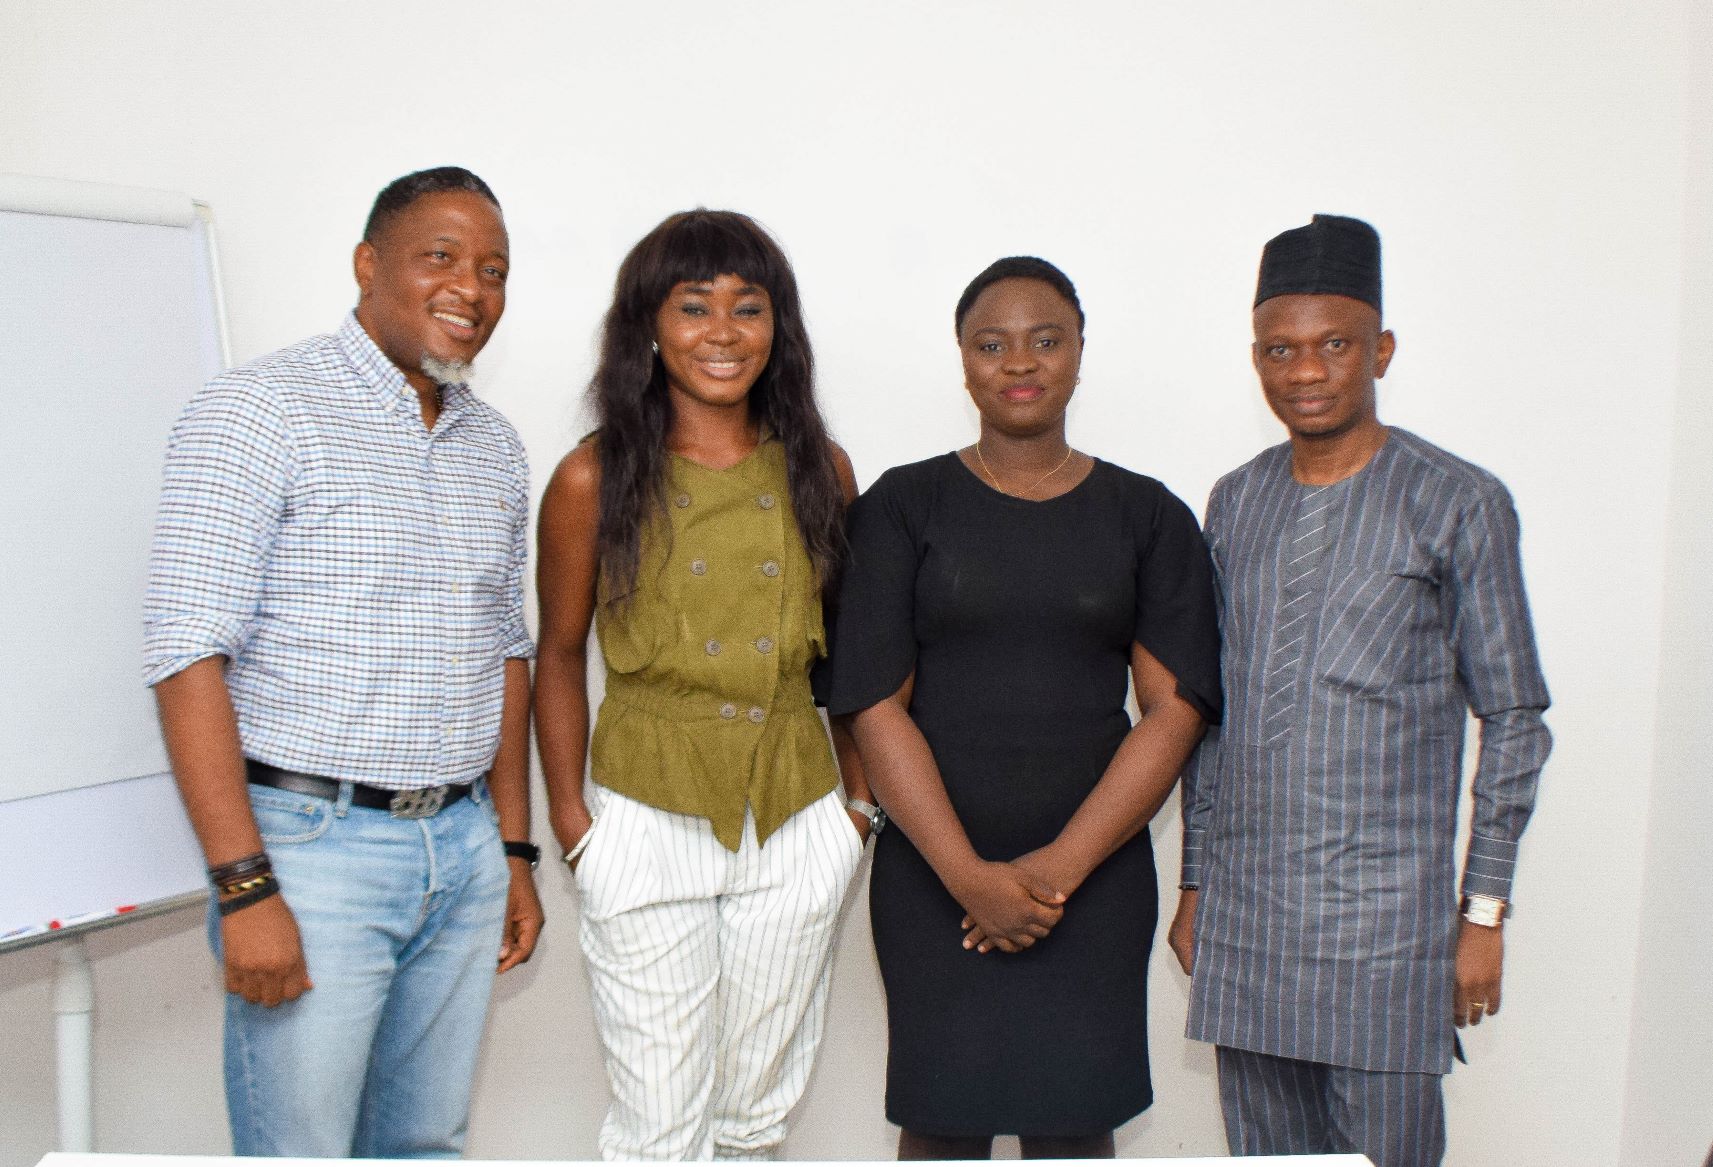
{"left": 1181, "top": 428, "right": 1551, "bottom": 1075}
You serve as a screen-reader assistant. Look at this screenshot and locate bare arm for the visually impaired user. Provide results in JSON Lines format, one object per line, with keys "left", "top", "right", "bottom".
{"left": 533, "top": 443, "right": 602, "bottom": 861}
{"left": 1019, "top": 644, "right": 1205, "bottom": 893}
{"left": 154, "top": 656, "right": 310, "bottom": 1007}
{"left": 826, "top": 442, "right": 875, "bottom": 841}
{"left": 850, "top": 675, "right": 1064, "bottom": 953}
{"left": 491, "top": 656, "right": 542, "bottom": 970}
{"left": 967, "top": 643, "right": 1206, "bottom": 953}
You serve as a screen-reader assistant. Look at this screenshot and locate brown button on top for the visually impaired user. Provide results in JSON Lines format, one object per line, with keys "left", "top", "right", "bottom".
{"left": 755, "top": 636, "right": 774, "bottom": 654}
{"left": 675, "top": 493, "right": 692, "bottom": 508}
{"left": 705, "top": 639, "right": 722, "bottom": 656}
{"left": 756, "top": 493, "right": 776, "bottom": 510}
{"left": 747, "top": 707, "right": 766, "bottom": 724}
{"left": 760, "top": 560, "right": 780, "bottom": 578}
{"left": 719, "top": 703, "right": 738, "bottom": 720}
{"left": 690, "top": 558, "right": 707, "bottom": 576}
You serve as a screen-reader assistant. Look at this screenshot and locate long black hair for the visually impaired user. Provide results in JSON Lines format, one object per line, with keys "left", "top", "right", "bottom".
{"left": 588, "top": 209, "right": 845, "bottom": 602}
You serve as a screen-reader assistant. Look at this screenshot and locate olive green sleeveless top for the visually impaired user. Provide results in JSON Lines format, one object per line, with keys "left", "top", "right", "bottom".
{"left": 589, "top": 438, "right": 838, "bottom": 850}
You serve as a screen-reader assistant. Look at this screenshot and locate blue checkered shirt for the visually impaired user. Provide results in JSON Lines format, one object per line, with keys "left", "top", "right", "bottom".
{"left": 144, "top": 313, "right": 533, "bottom": 789}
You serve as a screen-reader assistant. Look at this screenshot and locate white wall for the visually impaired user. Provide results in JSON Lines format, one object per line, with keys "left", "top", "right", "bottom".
{"left": 1619, "top": 9, "right": 1713, "bottom": 1165}
{"left": 0, "top": 3, "right": 1704, "bottom": 1163}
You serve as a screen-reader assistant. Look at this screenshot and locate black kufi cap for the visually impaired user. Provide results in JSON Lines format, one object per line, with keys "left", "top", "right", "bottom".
{"left": 1254, "top": 213, "right": 1382, "bottom": 313}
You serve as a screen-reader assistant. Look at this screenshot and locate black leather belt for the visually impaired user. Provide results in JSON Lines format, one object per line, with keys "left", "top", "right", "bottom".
{"left": 245, "top": 759, "right": 474, "bottom": 820}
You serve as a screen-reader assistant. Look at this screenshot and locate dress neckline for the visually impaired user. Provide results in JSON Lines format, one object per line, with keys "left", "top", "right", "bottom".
{"left": 948, "top": 450, "right": 1102, "bottom": 506}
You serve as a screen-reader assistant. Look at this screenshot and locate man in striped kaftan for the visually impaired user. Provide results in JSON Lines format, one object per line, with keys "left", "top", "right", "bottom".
{"left": 1169, "top": 215, "right": 1551, "bottom": 1167}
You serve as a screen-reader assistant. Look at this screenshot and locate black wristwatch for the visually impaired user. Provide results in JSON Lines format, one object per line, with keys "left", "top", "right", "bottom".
{"left": 503, "top": 840, "right": 541, "bottom": 870}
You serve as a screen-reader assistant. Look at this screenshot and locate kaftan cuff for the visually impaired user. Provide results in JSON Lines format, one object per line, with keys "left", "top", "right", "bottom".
{"left": 1180, "top": 826, "right": 1206, "bottom": 890}
{"left": 1460, "top": 832, "right": 1519, "bottom": 902}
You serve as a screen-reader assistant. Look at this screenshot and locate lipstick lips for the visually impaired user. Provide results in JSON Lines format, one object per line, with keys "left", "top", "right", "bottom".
{"left": 694, "top": 355, "right": 750, "bottom": 380}
{"left": 1001, "top": 383, "right": 1046, "bottom": 402}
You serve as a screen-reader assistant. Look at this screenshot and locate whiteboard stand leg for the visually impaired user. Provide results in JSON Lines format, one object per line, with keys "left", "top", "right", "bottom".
{"left": 53, "top": 937, "right": 95, "bottom": 1152}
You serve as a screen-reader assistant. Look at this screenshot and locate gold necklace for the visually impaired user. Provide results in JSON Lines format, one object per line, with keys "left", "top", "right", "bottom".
{"left": 974, "top": 441, "right": 1075, "bottom": 497}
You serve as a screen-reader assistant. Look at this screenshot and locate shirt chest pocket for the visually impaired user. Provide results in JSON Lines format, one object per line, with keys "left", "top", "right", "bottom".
{"left": 1317, "top": 553, "right": 1451, "bottom": 695}
{"left": 423, "top": 449, "right": 525, "bottom": 587}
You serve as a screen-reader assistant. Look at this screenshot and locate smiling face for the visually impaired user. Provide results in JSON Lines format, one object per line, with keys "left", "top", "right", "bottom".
{"left": 1251, "top": 293, "right": 1395, "bottom": 442}
{"left": 353, "top": 189, "right": 509, "bottom": 393}
{"left": 654, "top": 273, "right": 775, "bottom": 414}
{"left": 958, "top": 277, "right": 1083, "bottom": 438}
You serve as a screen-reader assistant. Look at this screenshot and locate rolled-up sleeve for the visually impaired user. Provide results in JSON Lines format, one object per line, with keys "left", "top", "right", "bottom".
{"left": 142, "top": 377, "right": 293, "bottom": 686}
{"left": 1448, "top": 484, "right": 1552, "bottom": 901}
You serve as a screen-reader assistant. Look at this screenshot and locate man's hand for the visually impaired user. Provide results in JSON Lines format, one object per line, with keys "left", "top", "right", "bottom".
{"left": 1454, "top": 918, "right": 1504, "bottom": 1027}
{"left": 1168, "top": 889, "right": 1199, "bottom": 975}
{"left": 950, "top": 859, "right": 1065, "bottom": 954}
{"left": 497, "top": 862, "right": 544, "bottom": 972}
{"left": 221, "top": 894, "right": 312, "bottom": 1007}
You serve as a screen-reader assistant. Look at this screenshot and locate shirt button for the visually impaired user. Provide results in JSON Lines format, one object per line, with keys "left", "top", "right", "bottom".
{"left": 675, "top": 493, "right": 692, "bottom": 508}
{"left": 761, "top": 561, "right": 780, "bottom": 578}
{"left": 719, "top": 703, "right": 737, "bottom": 720}
{"left": 690, "top": 558, "right": 707, "bottom": 576}
{"left": 756, "top": 493, "right": 776, "bottom": 510}
{"left": 451, "top": 656, "right": 462, "bottom": 665}
{"left": 450, "top": 583, "right": 462, "bottom": 594}
{"left": 755, "top": 637, "right": 774, "bottom": 654}
{"left": 747, "top": 707, "right": 766, "bottom": 724}
{"left": 705, "top": 639, "right": 722, "bottom": 656}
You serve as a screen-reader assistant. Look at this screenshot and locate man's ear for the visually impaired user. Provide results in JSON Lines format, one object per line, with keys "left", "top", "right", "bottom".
{"left": 1374, "top": 329, "right": 1397, "bottom": 378}
{"left": 353, "top": 240, "right": 376, "bottom": 301}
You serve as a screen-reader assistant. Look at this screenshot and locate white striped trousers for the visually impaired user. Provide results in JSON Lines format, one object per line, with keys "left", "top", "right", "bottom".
{"left": 575, "top": 786, "right": 863, "bottom": 1160}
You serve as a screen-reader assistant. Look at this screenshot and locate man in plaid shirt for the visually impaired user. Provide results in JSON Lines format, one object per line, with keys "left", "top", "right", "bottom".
{"left": 144, "top": 166, "right": 542, "bottom": 1157}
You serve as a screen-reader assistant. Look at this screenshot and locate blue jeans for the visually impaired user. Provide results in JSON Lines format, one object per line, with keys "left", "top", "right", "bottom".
{"left": 213, "top": 779, "right": 508, "bottom": 1157}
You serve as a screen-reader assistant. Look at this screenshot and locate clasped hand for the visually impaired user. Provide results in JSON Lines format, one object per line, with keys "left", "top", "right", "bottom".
{"left": 952, "top": 854, "right": 1069, "bottom": 954}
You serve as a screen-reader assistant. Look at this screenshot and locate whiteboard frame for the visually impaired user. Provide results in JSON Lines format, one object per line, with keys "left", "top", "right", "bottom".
{"left": 0, "top": 175, "right": 230, "bottom": 955}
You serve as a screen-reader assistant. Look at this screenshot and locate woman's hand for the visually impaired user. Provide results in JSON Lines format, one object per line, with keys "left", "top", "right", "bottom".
{"left": 846, "top": 806, "right": 874, "bottom": 844}
{"left": 961, "top": 844, "right": 1086, "bottom": 954}
{"left": 950, "top": 859, "right": 1065, "bottom": 953}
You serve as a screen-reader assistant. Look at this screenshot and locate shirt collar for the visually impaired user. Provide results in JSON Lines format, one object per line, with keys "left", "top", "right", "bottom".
{"left": 335, "top": 312, "right": 475, "bottom": 422}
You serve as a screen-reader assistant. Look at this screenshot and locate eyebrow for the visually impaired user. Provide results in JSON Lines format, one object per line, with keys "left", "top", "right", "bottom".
{"left": 970, "top": 322, "right": 1067, "bottom": 335}
{"left": 679, "top": 282, "right": 764, "bottom": 295}
{"left": 430, "top": 233, "right": 509, "bottom": 256}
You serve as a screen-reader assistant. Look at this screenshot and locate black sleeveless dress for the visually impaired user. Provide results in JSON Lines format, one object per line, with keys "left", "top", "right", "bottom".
{"left": 825, "top": 453, "right": 1220, "bottom": 1137}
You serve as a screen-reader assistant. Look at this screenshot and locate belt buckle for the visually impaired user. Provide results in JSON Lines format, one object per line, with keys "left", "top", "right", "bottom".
{"left": 389, "top": 786, "right": 447, "bottom": 819}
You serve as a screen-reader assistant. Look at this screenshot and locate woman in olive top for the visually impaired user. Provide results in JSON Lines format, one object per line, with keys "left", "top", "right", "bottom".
{"left": 534, "top": 210, "right": 870, "bottom": 1161}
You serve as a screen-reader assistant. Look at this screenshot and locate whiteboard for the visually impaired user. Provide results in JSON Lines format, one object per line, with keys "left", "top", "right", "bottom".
{"left": 0, "top": 175, "right": 229, "bottom": 944}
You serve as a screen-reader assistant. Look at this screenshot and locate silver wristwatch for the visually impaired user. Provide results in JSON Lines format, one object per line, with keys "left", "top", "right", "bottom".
{"left": 1460, "top": 893, "right": 1509, "bottom": 928}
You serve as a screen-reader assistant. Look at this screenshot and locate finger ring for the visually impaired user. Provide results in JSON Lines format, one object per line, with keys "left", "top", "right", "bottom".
{"left": 1470, "top": 1001, "right": 1488, "bottom": 1011}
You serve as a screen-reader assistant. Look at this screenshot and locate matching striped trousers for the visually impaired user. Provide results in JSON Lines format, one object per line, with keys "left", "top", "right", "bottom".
{"left": 574, "top": 786, "right": 863, "bottom": 1160}
{"left": 1217, "top": 1046, "right": 1446, "bottom": 1167}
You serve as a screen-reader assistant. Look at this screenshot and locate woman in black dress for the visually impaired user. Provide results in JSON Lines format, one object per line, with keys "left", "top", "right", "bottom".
{"left": 825, "top": 258, "right": 1221, "bottom": 1159}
